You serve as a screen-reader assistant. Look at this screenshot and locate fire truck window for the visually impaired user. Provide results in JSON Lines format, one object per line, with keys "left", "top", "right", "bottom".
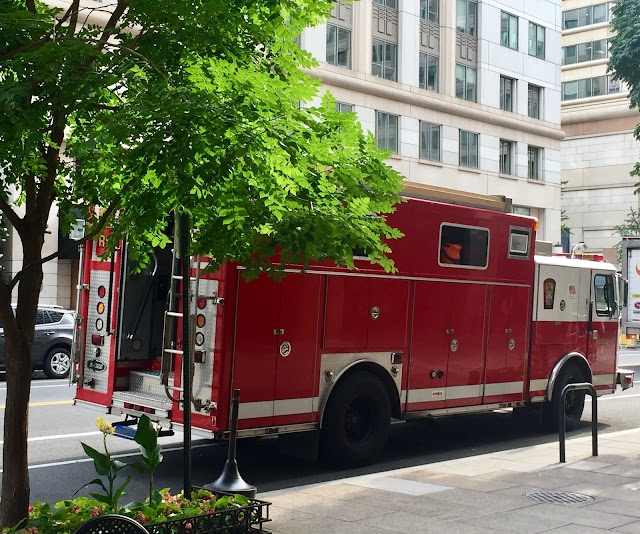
{"left": 439, "top": 224, "right": 489, "bottom": 268}
{"left": 594, "top": 274, "right": 616, "bottom": 317}
{"left": 508, "top": 227, "right": 531, "bottom": 259}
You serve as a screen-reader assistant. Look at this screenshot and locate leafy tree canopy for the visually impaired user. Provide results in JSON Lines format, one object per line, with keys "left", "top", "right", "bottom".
{"left": 609, "top": 0, "right": 640, "bottom": 191}
{"left": 0, "top": 0, "right": 403, "bottom": 527}
{"left": 1, "top": 0, "right": 403, "bottom": 276}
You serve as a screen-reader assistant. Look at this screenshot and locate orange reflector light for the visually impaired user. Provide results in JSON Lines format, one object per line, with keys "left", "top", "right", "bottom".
{"left": 97, "top": 302, "right": 105, "bottom": 315}
{"left": 197, "top": 314, "right": 206, "bottom": 328}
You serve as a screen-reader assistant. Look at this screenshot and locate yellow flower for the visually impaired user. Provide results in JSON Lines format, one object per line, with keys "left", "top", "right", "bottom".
{"left": 96, "top": 417, "right": 115, "bottom": 435}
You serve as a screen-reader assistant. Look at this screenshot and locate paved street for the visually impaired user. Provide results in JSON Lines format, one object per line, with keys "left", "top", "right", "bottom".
{"left": 1, "top": 351, "right": 639, "bottom": 507}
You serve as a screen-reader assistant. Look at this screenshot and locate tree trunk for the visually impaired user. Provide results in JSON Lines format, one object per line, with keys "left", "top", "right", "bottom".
{"left": 0, "top": 237, "right": 44, "bottom": 529}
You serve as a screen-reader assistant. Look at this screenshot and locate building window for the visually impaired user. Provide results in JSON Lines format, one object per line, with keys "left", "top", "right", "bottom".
{"left": 499, "top": 140, "right": 514, "bottom": 175}
{"left": 528, "top": 146, "right": 542, "bottom": 180}
{"left": 528, "top": 84, "right": 541, "bottom": 119}
{"left": 500, "top": 76, "right": 515, "bottom": 112}
{"left": 500, "top": 11, "right": 518, "bottom": 50}
{"left": 376, "top": 112, "right": 398, "bottom": 154}
{"left": 455, "top": 64, "right": 477, "bottom": 102}
{"left": 420, "top": 122, "right": 441, "bottom": 162}
{"left": 326, "top": 24, "right": 351, "bottom": 68}
{"left": 456, "top": 0, "right": 477, "bottom": 37}
{"left": 420, "top": 0, "right": 439, "bottom": 23}
{"left": 419, "top": 53, "right": 439, "bottom": 92}
{"left": 373, "top": 0, "right": 397, "bottom": 8}
{"left": 459, "top": 130, "right": 479, "bottom": 169}
{"left": 335, "top": 102, "right": 353, "bottom": 113}
{"left": 513, "top": 206, "right": 531, "bottom": 216}
{"left": 528, "top": 22, "right": 545, "bottom": 59}
{"left": 372, "top": 39, "right": 398, "bottom": 81}
{"left": 563, "top": 3, "right": 610, "bottom": 30}
{"left": 561, "top": 75, "right": 619, "bottom": 100}
{"left": 563, "top": 39, "right": 608, "bottom": 65}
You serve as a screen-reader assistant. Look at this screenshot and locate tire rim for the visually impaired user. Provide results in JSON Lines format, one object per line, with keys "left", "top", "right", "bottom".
{"left": 344, "top": 396, "right": 375, "bottom": 445}
{"left": 50, "top": 352, "right": 70, "bottom": 376}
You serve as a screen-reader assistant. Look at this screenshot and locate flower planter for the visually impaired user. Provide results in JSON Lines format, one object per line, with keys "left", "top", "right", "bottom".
{"left": 145, "top": 495, "right": 271, "bottom": 533}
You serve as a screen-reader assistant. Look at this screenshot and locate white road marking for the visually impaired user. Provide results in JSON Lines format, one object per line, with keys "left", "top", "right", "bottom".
{"left": 587, "top": 393, "right": 640, "bottom": 402}
{"left": 0, "top": 431, "right": 103, "bottom": 445}
{"left": 7, "top": 442, "right": 215, "bottom": 473}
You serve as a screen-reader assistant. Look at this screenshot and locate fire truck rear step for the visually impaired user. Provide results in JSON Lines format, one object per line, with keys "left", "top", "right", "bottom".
{"left": 111, "top": 370, "right": 174, "bottom": 416}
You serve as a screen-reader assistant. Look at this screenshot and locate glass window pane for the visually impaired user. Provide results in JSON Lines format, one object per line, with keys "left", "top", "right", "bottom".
{"left": 429, "top": 0, "right": 438, "bottom": 23}
{"left": 593, "top": 39, "right": 607, "bottom": 59}
{"left": 457, "top": 0, "right": 466, "bottom": 32}
{"left": 593, "top": 3, "right": 607, "bottom": 23}
{"left": 420, "top": 122, "right": 428, "bottom": 158}
{"left": 456, "top": 64, "right": 465, "bottom": 99}
{"left": 385, "top": 43, "right": 397, "bottom": 81}
{"left": 592, "top": 76, "right": 606, "bottom": 96}
{"left": 428, "top": 56, "right": 439, "bottom": 91}
{"left": 537, "top": 25, "right": 545, "bottom": 58}
{"left": 578, "top": 6, "right": 590, "bottom": 27}
{"left": 419, "top": 53, "right": 427, "bottom": 89}
{"left": 326, "top": 24, "right": 336, "bottom": 65}
{"left": 337, "top": 28, "right": 351, "bottom": 68}
{"left": 564, "top": 9, "right": 579, "bottom": 29}
{"left": 372, "top": 40, "right": 383, "bottom": 77}
{"left": 388, "top": 115, "right": 398, "bottom": 153}
{"left": 377, "top": 112, "right": 387, "bottom": 150}
{"left": 431, "top": 125, "right": 440, "bottom": 160}
{"left": 466, "top": 67, "right": 476, "bottom": 102}
{"left": 563, "top": 80, "right": 578, "bottom": 101}
{"left": 564, "top": 45, "right": 577, "bottom": 65}
{"left": 528, "top": 23, "right": 536, "bottom": 56}
{"left": 469, "top": 133, "right": 478, "bottom": 168}
{"left": 510, "top": 15, "right": 519, "bottom": 49}
{"left": 500, "top": 12, "right": 509, "bottom": 47}
{"left": 577, "top": 42, "right": 591, "bottom": 63}
{"left": 577, "top": 78, "right": 590, "bottom": 98}
{"left": 460, "top": 131, "right": 468, "bottom": 166}
{"left": 468, "top": 1, "right": 477, "bottom": 36}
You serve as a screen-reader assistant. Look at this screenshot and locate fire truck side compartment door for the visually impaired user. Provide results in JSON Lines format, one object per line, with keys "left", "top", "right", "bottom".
{"left": 273, "top": 274, "right": 322, "bottom": 424}
{"left": 233, "top": 274, "right": 279, "bottom": 426}
{"left": 535, "top": 264, "right": 578, "bottom": 345}
{"left": 588, "top": 269, "right": 619, "bottom": 385}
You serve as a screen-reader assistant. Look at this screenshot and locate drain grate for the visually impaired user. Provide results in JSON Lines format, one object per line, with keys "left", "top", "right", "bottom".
{"left": 525, "top": 491, "right": 594, "bottom": 505}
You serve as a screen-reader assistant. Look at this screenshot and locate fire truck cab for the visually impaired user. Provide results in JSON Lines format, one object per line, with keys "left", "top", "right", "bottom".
{"left": 73, "top": 183, "right": 633, "bottom": 465}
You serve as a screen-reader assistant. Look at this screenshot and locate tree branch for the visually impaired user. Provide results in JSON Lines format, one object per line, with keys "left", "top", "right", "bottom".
{"left": 25, "top": 0, "right": 35, "bottom": 14}
{"left": 0, "top": 196, "right": 23, "bottom": 236}
{"left": 8, "top": 175, "right": 138, "bottom": 291}
{"left": 68, "top": 0, "right": 81, "bottom": 38}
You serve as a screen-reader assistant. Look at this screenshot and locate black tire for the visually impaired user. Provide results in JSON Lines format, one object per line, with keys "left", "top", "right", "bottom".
{"left": 321, "top": 371, "right": 391, "bottom": 466}
{"left": 544, "top": 362, "right": 586, "bottom": 431}
{"left": 43, "top": 347, "right": 71, "bottom": 379}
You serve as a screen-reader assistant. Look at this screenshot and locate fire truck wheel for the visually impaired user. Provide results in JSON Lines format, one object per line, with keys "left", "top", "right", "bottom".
{"left": 321, "top": 371, "right": 391, "bottom": 466}
{"left": 546, "top": 362, "right": 586, "bottom": 432}
{"left": 43, "top": 347, "right": 71, "bottom": 379}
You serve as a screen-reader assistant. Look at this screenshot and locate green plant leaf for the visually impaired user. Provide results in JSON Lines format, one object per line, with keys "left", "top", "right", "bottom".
{"left": 81, "top": 443, "right": 111, "bottom": 476}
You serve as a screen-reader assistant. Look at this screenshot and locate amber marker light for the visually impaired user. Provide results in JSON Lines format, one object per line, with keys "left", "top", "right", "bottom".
{"left": 197, "top": 314, "right": 206, "bottom": 328}
{"left": 97, "top": 302, "right": 105, "bottom": 315}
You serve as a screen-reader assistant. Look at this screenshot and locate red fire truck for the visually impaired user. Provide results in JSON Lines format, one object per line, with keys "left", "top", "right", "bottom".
{"left": 73, "top": 183, "right": 633, "bottom": 465}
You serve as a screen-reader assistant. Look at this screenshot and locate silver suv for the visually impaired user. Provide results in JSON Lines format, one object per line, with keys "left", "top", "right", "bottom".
{"left": 0, "top": 305, "right": 74, "bottom": 379}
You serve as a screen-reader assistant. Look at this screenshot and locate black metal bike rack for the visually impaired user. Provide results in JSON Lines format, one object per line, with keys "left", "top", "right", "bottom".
{"left": 559, "top": 382, "right": 598, "bottom": 463}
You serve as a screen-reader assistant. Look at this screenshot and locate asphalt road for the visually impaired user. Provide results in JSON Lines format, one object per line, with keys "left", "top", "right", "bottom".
{"left": 1, "top": 351, "right": 640, "bottom": 506}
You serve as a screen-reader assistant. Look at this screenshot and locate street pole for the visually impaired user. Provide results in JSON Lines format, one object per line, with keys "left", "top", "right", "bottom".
{"left": 179, "top": 211, "right": 192, "bottom": 495}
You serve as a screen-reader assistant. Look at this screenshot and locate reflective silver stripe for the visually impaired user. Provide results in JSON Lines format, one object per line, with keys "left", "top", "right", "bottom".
{"left": 592, "top": 374, "right": 615, "bottom": 386}
{"left": 484, "top": 381, "right": 523, "bottom": 396}
{"left": 407, "top": 388, "right": 446, "bottom": 403}
{"left": 529, "top": 379, "right": 548, "bottom": 391}
{"left": 239, "top": 398, "right": 320, "bottom": 420}
{"left": 446, "top": 384, "right": 483, "bottom": 400}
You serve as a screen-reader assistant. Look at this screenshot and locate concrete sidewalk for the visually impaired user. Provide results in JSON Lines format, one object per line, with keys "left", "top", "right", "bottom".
{"left": 259, "top": 428, "right": 640, "bottom": 533}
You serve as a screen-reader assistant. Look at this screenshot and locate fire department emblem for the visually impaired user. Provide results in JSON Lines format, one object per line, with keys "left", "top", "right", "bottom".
{"left": 279, "top": 341, "right": 292, "bottom": 357}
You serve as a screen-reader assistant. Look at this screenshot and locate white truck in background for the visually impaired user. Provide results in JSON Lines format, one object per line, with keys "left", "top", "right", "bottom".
{"left": 621, "top": 237, "right": 640, "bottom": 347}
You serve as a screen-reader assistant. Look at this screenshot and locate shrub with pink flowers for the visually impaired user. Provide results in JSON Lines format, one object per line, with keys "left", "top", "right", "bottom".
{"left": 3, "top": 416, "right": 263, "bottom": 533}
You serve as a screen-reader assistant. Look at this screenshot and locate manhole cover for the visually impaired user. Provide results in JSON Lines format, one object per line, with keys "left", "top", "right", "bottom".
{"left": 525, "top": 491, "right": 594, "bottom": 505}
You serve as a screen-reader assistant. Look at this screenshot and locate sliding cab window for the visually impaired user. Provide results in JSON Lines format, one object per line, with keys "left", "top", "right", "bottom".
{"left": 594, "top": 273, "right": 617, "bottom": 317}
{"left": 508, "top": 226, "right": 531, "bottom": 260}
{"left": 439, "top": 223, "right": 489, "bottom": 269}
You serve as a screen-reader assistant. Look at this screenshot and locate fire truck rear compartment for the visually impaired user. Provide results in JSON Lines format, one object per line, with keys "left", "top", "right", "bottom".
{"left": 111, "top": 245, "right": 177, "bottom": 421}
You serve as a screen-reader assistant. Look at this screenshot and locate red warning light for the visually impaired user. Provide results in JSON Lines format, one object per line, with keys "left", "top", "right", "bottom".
{"left": 98, "top": 286, "right": 106, "bottom": 298}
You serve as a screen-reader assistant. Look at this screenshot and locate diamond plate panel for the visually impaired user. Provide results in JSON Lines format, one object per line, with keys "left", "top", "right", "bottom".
{"left": 84, "top": 269, "right": 112, "bottom": 393}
